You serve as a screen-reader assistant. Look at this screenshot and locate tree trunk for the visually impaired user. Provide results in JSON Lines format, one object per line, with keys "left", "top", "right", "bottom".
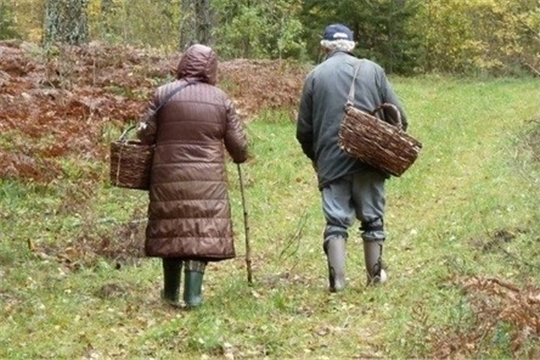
{"left": 179, "top": 0, "right": 214, "bottom": 50}
{"left": 101, "top": 0, "right": 112, "bottom": 13}
{"left": 195, "top": 0, "right": 213, "bottom": 46}
{"left": 42, "top": 0, "right": 89, "bottom": 47}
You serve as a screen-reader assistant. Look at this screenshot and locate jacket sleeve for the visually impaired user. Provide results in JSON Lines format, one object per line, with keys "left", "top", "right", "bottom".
{"left": 296, "top": 74, "right": 315, "bottom": 160}
{"left": 378, "top": 69, "right": 409, "bottom": 132}
{"left": 136, "top": 92, "right": 159, "bottom": 144}
{"left": 223, "top": 99, "right": 248, "bottom": 164}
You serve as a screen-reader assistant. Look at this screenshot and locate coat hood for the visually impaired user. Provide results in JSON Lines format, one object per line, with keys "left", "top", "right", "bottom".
{"left": 176, "top": 44, "right": 218, "bottom": 85}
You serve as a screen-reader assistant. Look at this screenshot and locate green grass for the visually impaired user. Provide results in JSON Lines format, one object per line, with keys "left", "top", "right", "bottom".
{"left": 1, "top": 76, "right": 540, "bottom": 359}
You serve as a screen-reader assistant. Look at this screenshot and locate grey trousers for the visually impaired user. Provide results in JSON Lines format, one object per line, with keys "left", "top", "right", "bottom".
{"left": 321, "top": 170, "right": 386, "bottom": 242}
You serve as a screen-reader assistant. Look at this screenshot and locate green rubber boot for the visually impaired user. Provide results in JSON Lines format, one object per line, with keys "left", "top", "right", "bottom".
{"left": 162, "top": 258, "right": 182, "bottom": 305}
{"left": 183, "top": 260, "right": 206, "bottom": 308}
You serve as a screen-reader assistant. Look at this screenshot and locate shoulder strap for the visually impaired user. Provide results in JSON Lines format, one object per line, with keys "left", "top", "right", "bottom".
{"left": 155, "top": 80, "right": 195, "bottom": 113}
{"left": 345, "top": 62, "right": 362, "bottom": 108}
{"left": 120, "top": 81, "right": 195, "bottom": 142}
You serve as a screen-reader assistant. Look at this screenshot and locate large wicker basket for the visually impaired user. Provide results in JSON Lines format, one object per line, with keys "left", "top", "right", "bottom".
{"left": 338, "top": 103, "right": 422, "bottom": 177}
{"left": 109, "top": 125, "right": 154, "bottom": 190}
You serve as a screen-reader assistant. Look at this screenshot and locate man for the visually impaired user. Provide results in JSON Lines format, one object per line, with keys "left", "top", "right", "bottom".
{"left": 296, "top": 24, "right": 408, "bottom": 292}
{"left": 137, "top": 44, "right": 248, "bottom": 308}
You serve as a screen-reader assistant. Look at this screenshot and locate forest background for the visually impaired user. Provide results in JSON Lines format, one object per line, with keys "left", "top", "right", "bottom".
{"left": 1, "top": 0, "right": 540, "bottom": 76}
{"left": 2, "top": 0, "right": 540, "bottom": 359}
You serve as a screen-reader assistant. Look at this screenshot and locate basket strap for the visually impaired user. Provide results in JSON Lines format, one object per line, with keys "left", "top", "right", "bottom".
{"left": 118, "top": 81, "right": 195, "bottom": 143}
{"left": 154, "top": 80, "right": 195, "bottom": 114}
{"left": 346, "top": 62, "right": 362, "bottom": 108}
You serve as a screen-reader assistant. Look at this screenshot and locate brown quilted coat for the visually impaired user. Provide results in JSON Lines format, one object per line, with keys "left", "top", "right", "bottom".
{"left": 137, "top": 44, "right": 248, "bottom": 261}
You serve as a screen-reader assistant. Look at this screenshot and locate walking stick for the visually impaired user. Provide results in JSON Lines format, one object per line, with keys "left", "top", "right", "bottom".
{"left": 237, "top": 164, "right": 253, "bottom": 285}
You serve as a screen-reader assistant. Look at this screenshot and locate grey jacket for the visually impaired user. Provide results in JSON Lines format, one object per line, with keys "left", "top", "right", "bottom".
{"left": 296, "top": 51, "right": 408, "bottom": 189}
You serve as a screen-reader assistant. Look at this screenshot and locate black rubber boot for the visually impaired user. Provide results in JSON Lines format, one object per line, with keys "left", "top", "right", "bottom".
{"left": 324, "top": 236, "right": 346, "bottom": 292}
{"left": 363, "top": 241, "right": 387, "bottom": 286}
{"left": 162, "top": 258, "right": 182, "bottom": 304}
{"left": 183, "top": 260, "right": 206, "bottom": 308}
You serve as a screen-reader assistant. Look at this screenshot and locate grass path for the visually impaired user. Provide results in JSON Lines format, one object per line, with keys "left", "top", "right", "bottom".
{"left": 1, "top": 77, "right": 540, "bottom": 359}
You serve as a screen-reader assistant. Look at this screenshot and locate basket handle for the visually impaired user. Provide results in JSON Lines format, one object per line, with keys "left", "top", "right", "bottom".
{"left": 371, "top": 103, "right": 403, "bottom": 129}
{"left": 119, "top": 124, "right": 136, "bottom": 142}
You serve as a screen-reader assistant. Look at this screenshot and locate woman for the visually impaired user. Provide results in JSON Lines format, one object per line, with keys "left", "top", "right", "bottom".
{"left": 137, "top": 44, "right": 248, "bottom": 308}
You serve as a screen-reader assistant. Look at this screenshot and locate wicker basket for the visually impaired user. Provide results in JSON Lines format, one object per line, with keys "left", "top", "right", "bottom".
{"left": 338, "top": 103, "right": 422, "bottom": 177}
{"left": 109, "top": 125, "right": 154, "bottom": 190}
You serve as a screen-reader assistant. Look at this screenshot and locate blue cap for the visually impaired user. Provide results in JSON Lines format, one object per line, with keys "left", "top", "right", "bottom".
{"left": 323, "top": 24, "right": 354, "bottom": 41}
